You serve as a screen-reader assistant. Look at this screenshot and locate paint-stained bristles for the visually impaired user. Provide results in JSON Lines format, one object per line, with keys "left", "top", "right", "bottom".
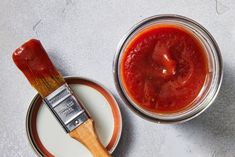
{"left": 12, "top": 39, "right": 65, "bottom": 98}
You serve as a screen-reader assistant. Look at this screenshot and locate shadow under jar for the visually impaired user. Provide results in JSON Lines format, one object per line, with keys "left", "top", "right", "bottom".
{"left": 113, "top": 15, "right": 223, "bottom": 123}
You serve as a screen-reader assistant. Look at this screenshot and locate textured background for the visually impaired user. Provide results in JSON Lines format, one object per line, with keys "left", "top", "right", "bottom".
{"left": 0, "top": 0, "right": 235, "bottom": 157}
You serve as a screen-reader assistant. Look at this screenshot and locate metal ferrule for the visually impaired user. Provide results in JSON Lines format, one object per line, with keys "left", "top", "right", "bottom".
{"left": 44, "top": 84, "right": 89, "bottom": 133}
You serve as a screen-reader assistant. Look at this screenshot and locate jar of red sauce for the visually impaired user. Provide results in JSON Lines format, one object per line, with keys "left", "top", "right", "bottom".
{"left": 113, "top": 15, "right": 223, "bottom": 123}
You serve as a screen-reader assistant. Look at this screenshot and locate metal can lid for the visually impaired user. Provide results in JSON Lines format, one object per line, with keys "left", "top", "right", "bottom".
{"left": 26, "top": 76, "right": 122, "bottom": 157}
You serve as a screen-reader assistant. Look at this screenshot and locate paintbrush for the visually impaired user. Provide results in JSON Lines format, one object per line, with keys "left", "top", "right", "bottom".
{"left": 12, "top": 39, "right": 111, "bottom": 157}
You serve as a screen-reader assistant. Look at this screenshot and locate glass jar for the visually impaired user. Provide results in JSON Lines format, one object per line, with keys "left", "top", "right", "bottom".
{"left": 113, "top": 14, "right": 223, "bottom": 123}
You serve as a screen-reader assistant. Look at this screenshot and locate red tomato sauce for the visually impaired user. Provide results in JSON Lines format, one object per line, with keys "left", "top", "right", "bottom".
{"left": 121, "top": 25, "right": 208, "bottom": 113}
{"left": 12, "top": 39, "right": 61, "bottom": 84}
{"left": 12, "top": 39, "right": 65, "bottom": 97}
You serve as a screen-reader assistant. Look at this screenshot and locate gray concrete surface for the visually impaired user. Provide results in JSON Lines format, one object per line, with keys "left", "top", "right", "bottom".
{"left": 0, "top": 0, "right": 234, "bottom": 157}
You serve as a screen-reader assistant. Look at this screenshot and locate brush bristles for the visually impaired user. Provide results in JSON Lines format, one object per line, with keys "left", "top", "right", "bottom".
{"left": 31, "top": 74, "right": 65, "bottom": 97}
{"left": 12, "top": 39, "right": 65, "bottom": 98}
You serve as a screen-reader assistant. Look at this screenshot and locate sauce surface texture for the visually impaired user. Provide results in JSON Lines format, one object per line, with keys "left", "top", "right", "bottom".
{"left": 121, "top": 25, "right": 208, "bottom": 113}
